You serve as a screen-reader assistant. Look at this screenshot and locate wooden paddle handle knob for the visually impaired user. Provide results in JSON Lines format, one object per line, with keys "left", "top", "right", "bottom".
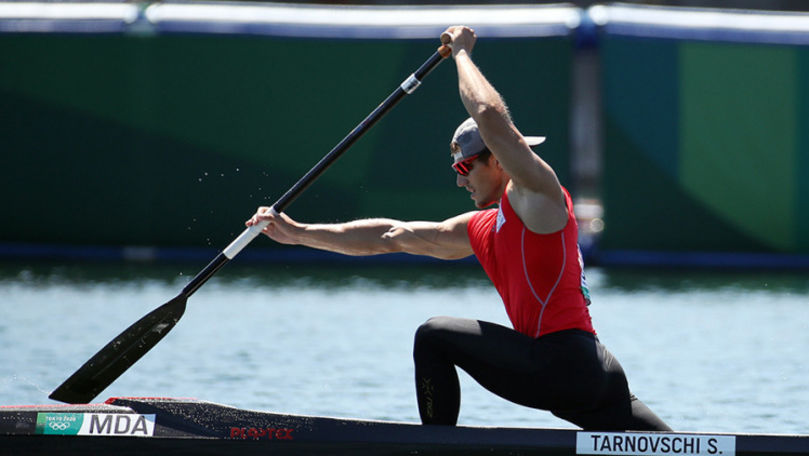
{"left": 438, "top": 44, "right": 451, "bottom": 58}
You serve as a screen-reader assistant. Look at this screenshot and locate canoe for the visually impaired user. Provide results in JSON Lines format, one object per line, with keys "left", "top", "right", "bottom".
{"left": 2, "top": 397, "right": 807, "bottom": 455}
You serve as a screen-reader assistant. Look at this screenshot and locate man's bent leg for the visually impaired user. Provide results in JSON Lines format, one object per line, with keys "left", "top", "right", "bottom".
{"left": 413, "top": 316, "right": 463, "bottom": 425}
{"left": 412, "top": 316, "right": 544, "bottom": 425}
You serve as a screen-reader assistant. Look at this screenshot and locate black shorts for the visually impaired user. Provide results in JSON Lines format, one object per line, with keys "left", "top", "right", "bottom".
{"left": 413, "top": 316, "right": 671, "bottom": 431}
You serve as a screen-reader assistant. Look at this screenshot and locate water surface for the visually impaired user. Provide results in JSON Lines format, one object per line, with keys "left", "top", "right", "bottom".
{"left": 1, "top": 261, "right": 807, "bottom": 434}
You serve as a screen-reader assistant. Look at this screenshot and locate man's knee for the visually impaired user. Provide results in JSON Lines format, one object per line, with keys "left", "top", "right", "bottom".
{"left": 413, "top": 316, "right": 454, "bottom": 355}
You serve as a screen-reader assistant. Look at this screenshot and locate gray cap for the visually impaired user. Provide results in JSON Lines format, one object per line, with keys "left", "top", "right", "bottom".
{"left": 451, "top": 117, "right": 546, "bottom": 164}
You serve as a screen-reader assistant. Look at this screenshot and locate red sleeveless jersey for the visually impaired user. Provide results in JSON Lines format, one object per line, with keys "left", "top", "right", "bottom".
{"left": 467, "top": 188, "right": 594, "bottom": 338}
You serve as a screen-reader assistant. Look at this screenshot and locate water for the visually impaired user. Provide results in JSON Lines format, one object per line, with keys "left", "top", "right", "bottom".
{"left": 1, "top": 261, "right": 807, "bottom": 434}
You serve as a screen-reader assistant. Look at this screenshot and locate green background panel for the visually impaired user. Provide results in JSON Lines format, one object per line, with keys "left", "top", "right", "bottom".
{"left": 798, "top": 51, "right": 809, "bottom": 252}
{"left": 679, "top": 42, "right": 796, "bottom": 251}
{"left": 601, "top": 37, "right": 683, "bottom": 250}
{"left": 601, "top": 35, "right": 809, "bottom": 254}
{"left": 602, "top": 37, "right": 679, "bottom": 176}
{"left": 602, "top": 115, "right": 767, "bottom": 252}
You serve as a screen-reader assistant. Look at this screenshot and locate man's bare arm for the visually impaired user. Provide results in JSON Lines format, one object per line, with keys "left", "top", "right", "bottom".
{"left": 443, "top": 25, "right": 567, "bottom": 233}
{"left": 247, "top": 209, "right": 476, "bottom": 260}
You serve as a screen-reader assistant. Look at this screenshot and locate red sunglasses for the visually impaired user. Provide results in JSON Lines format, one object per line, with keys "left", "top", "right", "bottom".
{"left": 451, "top": 154, "right": 480, "bottom": 176}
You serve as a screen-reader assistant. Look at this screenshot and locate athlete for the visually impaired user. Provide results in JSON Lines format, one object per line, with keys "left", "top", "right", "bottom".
{"left": 247, "top": 25, "right": 670, "bottom": 431}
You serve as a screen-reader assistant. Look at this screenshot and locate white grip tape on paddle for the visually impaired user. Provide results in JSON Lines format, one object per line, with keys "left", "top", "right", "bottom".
{"left": 400, "top": 74, "right": 421, "bottom": 94}
{"left": 222, "top": 208, "right": 277, "bottom": 259}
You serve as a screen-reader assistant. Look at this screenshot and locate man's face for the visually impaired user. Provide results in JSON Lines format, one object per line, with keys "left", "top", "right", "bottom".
{"left": 454, "top": 154, "right": 504, "bottom": 209}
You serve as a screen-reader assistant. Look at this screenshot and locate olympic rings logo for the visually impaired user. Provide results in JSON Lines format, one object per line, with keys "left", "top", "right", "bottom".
{"left": 48, "top": 422, "right": 71, "bottom": 431}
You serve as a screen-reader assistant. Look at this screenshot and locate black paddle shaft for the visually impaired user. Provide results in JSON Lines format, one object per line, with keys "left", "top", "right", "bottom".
{"left": 49, "top": 45, "right": 450, "bottom": 404}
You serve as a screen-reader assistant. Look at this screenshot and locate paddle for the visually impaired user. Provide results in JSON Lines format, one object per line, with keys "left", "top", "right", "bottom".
{"left": 49, "top": 44, "right": 451, "bottom": 404}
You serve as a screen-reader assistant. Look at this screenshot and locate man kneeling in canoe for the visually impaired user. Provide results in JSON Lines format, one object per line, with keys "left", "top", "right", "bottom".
{"left": 248, "top": 25, "right": 670, "bottom": 432}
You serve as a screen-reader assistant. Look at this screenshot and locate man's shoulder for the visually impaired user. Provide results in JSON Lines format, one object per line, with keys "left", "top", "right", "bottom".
{"left": 505, "top": 184, "right": 569, "bottom": 234}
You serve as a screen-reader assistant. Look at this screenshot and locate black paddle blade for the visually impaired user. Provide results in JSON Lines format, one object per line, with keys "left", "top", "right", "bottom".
{"left": 49, "top": 294, "right": 188, "bottom": 404}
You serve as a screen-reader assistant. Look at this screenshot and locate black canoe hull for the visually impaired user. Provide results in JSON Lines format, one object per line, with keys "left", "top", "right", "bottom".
{"left": 1, "top": 397, "right": 806, "bottom": 456}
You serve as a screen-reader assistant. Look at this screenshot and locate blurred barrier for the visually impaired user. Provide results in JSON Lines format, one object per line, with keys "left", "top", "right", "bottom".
{"left": 594, "top": 3, "right": 809, "bottom": 266}
{"left": 0, "top": 2, "right": 577, "bottom": 255}
{"left": 4, "top": 2, "right": 809, "bottom": 268}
